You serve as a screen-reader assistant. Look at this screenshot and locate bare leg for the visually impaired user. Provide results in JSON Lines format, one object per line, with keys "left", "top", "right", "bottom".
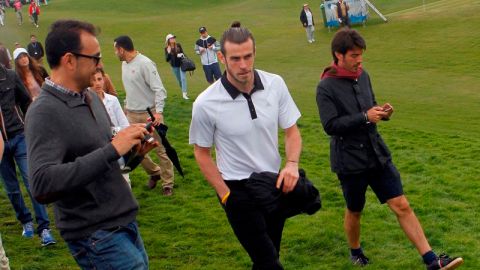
{"left": 387, "top": 195, "right": 431, "bottom": 255}
{"left": 344, "top": 209, "right": 362, "bottom": 249}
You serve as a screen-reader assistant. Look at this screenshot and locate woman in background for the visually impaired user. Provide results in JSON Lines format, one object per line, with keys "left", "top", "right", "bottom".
{"left": 13, "top": 48, "right": 47, "bottom": 100}
{"left": 165, "top": 34, "right": 189, "bottom": 100}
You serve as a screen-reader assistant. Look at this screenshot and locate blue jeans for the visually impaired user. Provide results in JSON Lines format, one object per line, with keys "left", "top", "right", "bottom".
{"left": 67, "top": 222, "right": 148, "bottom": 270}
{"left": 171, "top": 66, "right": 187, "bottom": 93}
{"left": 202, "top": 62, "right": 222, "bottom": 83}
{"left": 0, "top": 133, "right": 50, "bottom": 234}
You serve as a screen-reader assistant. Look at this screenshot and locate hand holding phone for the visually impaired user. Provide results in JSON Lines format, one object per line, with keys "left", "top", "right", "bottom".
{"left": 143, "top": 122, "right": 154, "bottom": 144}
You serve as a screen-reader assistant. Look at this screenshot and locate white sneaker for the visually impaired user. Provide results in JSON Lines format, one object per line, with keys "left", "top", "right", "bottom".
{"left": 182, "top": 93, "right": 189, "bottom": 100}
{"left": 308, "top": 40, "right": 313, "bottom": 43}
{"left": 312, "top": 38, "right": 315, "bottom": 42}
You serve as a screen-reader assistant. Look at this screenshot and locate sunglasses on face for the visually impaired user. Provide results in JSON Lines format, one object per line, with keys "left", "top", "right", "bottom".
{"left": 71, "top": 52, "right": 102, "bottom": 66}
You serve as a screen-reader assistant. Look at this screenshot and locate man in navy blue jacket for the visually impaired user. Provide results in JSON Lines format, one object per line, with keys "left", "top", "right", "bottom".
{"left": 316, "top": 28, "right": 463, "bottom": 270}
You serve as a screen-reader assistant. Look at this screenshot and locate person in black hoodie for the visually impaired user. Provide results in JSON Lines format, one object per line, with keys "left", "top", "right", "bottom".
{"left": 0, "top": 48, "right": 56, "bottom": 247}
{"left": 316, "top": 28, "right": 463, "bottom": 270}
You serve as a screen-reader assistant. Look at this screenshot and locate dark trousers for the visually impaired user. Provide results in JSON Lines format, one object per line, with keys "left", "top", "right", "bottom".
{"left": 224, "top": 181, "right": 285, "bottom": 270}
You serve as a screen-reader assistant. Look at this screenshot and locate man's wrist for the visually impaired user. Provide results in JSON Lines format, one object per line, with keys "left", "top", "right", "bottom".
{"left": 364, "top": 112, "right": 370, "bottom": 124}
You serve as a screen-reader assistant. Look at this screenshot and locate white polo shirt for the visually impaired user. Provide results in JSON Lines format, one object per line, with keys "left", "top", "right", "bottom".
{"left": 189, "top": 69, "right": 301, "bottom": 180}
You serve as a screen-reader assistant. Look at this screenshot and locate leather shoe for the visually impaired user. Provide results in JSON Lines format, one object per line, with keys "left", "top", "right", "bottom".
{"left": 163, "top": 187, "right": 173, "bottom": 196}
{"left": 147, "top": 175, "right": 161, "bottom": 189}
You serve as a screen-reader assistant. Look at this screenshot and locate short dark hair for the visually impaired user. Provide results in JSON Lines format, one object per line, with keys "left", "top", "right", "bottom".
{"left": 331, "top": 28, "right": 366, "bottom": 63}
{"left": 231, "top": 21, "right": 241, "bottom": 28}
{"left": 30, "top": 34, "right": 36, "bottom": 38}
{"left": 114, "top": 36, "right": 134, "bottom": 52}
{"left": 45, "top": 20, "right": 97, "bottom": 69}
{"left": 220, "top": 26, "right": 255, "bottom": 56}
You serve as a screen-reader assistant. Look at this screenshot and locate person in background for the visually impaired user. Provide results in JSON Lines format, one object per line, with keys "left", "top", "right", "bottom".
{"left": 0, "top": 133, "right": 11, "bottom": 270}
{"left": 0, "top": 4, "right": 6, "bottom": 27}
{"left": 0, "top": 45, "right": 55, "bottom": 247}
{"left": 316, "top": 28, "right": 463, "bottom": 270}
{"left": 336, "top": 0, "right": 350, "bottom": 28}
{"left": 13, "top": 47, "right": 48, "bottom": 100}
{"left": 114, "top": 35, "right": 175, "bottom": 195}
{"left": 195, "top": 26, "right": 222, "bottom": 84}
{"left": 90, "top": 67, "right": 131, "bottom": 186}
{"left": 0, "top": 44, "right": 11, "bottom": 69}
{"left": 13, "top": 0, "right": 22, "bottom": 26}
{"left": 28, "top": 1, "right": 40, "bottom": 28}
{"left": 300, "top": 3, "right": 315, "bottom": 43}
{"left": 26, "top": 35, "right": 44, "bottom": 63}
{"left": 165, "top": 33, "right": 189, "bottom": 100}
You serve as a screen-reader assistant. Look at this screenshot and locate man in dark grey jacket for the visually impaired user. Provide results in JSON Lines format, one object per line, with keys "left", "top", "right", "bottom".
{"left": 25, "top": 20, "right": 156, "bottom": 270}
{"left": 316, "top": 29, "right": 463, "bottom": 270}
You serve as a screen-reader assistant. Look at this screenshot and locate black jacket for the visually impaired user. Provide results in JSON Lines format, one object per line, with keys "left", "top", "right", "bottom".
{"left": 27, "top": 41, "right": 45, "bottom": 60}
{"left": 0, "top": 64, "right": 31, "bottom": 140}
{"left": 300, "top": 8, "right": 315, "bottom": 27}
{"left": 246, "top": 169, "right": 321, "bottom": 218}
{"left": 165, "top": 43, "right": 184, "bottom": 68}
{"left": 316, "top": 70, "right": 392, "bottom": 174}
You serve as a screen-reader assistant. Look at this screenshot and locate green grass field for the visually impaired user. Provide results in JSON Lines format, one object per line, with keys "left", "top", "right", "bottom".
{"left": 1, "top": 0, "right": 479, "bottom": 269}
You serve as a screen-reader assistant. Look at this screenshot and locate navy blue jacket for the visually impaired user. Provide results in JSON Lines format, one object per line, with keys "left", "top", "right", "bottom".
{"left": 316, "top": 70, "right": 392, "bottom": 175}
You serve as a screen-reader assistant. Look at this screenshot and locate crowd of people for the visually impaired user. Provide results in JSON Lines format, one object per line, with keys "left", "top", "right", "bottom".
{"left": 0, "top": 0, "right": 46, "bottom": 28}
{"left": 0, "top": 2, "right": 466, "bottom": 270}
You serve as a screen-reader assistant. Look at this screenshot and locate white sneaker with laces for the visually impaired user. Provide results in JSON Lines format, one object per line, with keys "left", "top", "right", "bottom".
{"left": 182, "top": 93, "right": 189, "bottom": 100}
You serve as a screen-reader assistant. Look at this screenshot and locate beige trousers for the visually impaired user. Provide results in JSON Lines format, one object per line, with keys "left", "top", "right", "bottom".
{"left": 126, "top": 110, "right": 174, "bottom": 188}
{"left": 0, "top": 235, "right": 10, "bottom": 270}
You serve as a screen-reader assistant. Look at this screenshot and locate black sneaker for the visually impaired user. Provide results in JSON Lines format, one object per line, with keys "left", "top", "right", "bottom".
{"left": 350, "top": 253, "right": 369, "bottom": 267}
{"left": 427, "top": 254, "right": 464, "bottom": 270}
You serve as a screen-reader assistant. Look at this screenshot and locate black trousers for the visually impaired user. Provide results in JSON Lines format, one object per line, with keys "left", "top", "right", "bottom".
{"left": 224, "top": 180, "right": 286, "bottom": 270}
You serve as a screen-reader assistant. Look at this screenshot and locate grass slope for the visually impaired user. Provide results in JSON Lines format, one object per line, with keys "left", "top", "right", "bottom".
{"left": 0, "top": 0, "right": 479, "bottom": 269}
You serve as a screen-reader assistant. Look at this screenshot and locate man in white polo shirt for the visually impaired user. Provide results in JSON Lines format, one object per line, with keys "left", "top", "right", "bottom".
{"left": 189, "top": 26, "right": 302, "bottom": 270}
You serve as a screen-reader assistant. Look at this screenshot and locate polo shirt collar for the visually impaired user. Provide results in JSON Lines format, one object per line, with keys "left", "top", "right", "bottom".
{"left": 221, "top": 70, "right": 264, "bottom": 99}
{"left": 43, "top": 80, "right": 89, "bottom": 108}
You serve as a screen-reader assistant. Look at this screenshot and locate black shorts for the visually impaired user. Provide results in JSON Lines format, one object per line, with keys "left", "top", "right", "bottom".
{"left": 337, "top": 161, "right": 404, "bottom": 212}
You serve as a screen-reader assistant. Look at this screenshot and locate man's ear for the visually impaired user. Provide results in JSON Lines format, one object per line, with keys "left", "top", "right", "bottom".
{"left": 62, "top": 53, "right": 77, "bottom": 71}
{"left": 334, "top": 52, "right": 344, "bottom": 64}
{"left": 218, "top": 52, "right": 226, "bottom": 64}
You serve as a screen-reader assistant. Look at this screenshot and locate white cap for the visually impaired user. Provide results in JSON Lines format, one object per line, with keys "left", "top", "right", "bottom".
{"left": 13, "top": 48, "right": 28, "bottom": 60}
{"left": 165, "top": 34, "right": 176, "bottom": 45}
